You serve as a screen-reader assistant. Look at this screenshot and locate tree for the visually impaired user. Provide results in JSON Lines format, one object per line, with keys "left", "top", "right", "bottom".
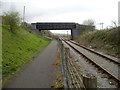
{"left": 42, "top": 30, "right": 52, "bottom": 36}
{"left": 83, "top": 19, "right": 95, "bottom": 30}
{"left": 111, "top": 19, "right": 118, "bottom": 28}
{"left": 3, "top": 11, "right": 21, "bottom": 32}
{"left": 83, "top": 19, "right": 95, "bottom": 26}
{"left": 21, "top": 22, "right": 31, "bottom": 30}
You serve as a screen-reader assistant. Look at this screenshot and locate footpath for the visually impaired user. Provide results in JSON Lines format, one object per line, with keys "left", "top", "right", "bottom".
{"left": 4, "top": 40, "right": 58, "bottom": 88}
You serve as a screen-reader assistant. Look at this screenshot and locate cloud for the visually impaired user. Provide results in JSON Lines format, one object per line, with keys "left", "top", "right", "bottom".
{"left": 1, "top": 0, "right": 119, "bottom": 30}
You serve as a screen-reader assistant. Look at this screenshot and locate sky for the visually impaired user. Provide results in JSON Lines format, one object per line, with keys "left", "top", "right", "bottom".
{"left": 118, "top": 1, "right": 120, "bottom": 26}
{"left": 0, "top": 0, "right": 119, "bottom": 34}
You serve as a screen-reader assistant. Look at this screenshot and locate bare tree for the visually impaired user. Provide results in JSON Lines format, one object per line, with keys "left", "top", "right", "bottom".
{"left": 83, "top": 19, "right": 95, "bottom": 26}
{"left": 83, "top": 19, "right": 95, "bottom": 30}
{"left": 111, "top": 19, "right": 118, "bottom": 28}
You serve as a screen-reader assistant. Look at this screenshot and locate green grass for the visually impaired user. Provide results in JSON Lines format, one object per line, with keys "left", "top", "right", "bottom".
{"left": 2, "top": 25, "right": 51, "bottom": 79}
{"left": 77, "top": 27, "right": 120, "bottom": 57}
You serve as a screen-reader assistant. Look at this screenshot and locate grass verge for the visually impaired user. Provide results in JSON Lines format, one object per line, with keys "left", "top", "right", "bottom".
{"left": 52, "top": 51, "right": 63, "bottom": 88}
{"left": 2, "top": 25, "right": 51, "bottom": 86}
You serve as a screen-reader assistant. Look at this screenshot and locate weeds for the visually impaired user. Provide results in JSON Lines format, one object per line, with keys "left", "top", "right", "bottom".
{"left": 77, "top": 27, "right": 120, "bottom": 57}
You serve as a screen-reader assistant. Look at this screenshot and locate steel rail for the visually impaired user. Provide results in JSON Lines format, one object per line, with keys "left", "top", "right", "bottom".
{"left": 62, "top": 39, "right": 120, "bottom": 84}
{"left": 68, "top": 40, "right": 120, "bottom": 65}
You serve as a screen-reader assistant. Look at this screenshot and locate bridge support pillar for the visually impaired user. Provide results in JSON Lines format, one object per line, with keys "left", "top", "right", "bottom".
{"left": 71, "top": 29, "right": 81, "bottom": 40}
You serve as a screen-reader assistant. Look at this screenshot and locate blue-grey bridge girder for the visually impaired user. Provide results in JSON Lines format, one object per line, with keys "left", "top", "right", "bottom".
{"left": 36, "top": 22, "right": 76, "bottom": 30}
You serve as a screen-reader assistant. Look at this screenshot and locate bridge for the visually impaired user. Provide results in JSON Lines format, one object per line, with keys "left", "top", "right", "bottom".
{"left": 31, "top": 22, "right": 93, "bottom": 39}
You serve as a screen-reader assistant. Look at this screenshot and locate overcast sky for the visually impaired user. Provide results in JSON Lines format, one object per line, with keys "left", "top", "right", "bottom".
{"left": 1, "top": 0, "right": 119, "bottom": 34}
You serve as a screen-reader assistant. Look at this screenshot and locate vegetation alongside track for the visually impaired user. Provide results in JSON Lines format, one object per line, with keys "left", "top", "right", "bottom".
{"left": 2, "top": 25, "right": 51, "bottom": 81}
{"left": 76, "top": 27, "right": 120, "bottom": 57}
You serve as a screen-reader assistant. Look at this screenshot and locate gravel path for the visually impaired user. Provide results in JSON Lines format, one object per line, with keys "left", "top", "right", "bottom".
{"left": 4, "top": 40, "right": 58, "bottom": 88}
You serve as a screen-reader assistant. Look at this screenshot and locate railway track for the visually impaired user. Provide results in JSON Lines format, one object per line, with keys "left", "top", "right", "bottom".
{"left": 61, "top": 39, "right": 120, "bottom": 86}
{"left": 69, "top": 40, "right": 120, "bottom": 65}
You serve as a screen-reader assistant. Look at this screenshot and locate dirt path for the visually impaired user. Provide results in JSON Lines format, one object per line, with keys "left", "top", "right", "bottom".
{"left": 4, "top": 40, "right": 58, "bottom": 88}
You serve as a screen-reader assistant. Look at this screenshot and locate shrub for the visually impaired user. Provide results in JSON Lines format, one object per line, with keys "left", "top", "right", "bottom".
{"left": 2, "top": 11, "right": 21, "bottom": 33}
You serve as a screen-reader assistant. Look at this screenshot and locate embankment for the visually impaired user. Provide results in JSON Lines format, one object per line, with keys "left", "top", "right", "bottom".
{"left": 76, "top": 27, "right": 120, "bottom": 57}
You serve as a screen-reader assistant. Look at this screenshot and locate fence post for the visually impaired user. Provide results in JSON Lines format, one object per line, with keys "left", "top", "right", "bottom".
{"left": 65, "top": 47, "right": 70, "bottom": 57}
{"left": 59, "top": 40, "right": 69, "bottom": 88}
{"left": 82, "top": 75, "right": 97, "bottom": 88}
{"left": 61, "top": 43, "right": 64, "bottom": 62}
{"left": 65, "top": 47, "right": 73, "bottom": 88}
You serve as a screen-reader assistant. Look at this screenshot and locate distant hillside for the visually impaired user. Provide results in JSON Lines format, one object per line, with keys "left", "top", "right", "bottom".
{"left": 2, "top": 25, "right": 51, "bottom": 85}
{"left": 76, "top": 27, "right": 120, "bottom": 57}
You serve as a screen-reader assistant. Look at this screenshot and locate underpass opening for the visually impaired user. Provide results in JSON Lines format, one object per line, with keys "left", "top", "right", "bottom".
{"left": 50, "top": 30, "right": 71, "bottom": 35}
{"left": 50, "top": 30, "right": 71, "bottom": 39}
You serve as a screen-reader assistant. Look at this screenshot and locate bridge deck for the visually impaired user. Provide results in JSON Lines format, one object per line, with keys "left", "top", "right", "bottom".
{"left": 36, "top": 22, "right": 76, "bottom": 30}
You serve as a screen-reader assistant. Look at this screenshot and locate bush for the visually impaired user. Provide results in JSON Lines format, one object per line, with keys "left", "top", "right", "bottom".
{"left": 2, "top": 11, "right": 21, "bottom": 32}
{"left": 77, "top": 27, "right": 120, "bottom": 57}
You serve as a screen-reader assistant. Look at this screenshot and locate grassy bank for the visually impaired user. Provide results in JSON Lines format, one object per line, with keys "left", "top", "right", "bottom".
{"left": 2, "top": 25, "right": 51, "bottom": 80}
{"left": 76, "top": 27, "right": 120, "bottom": 57}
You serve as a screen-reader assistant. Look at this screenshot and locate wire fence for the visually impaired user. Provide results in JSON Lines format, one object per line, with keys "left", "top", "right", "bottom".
{"left": 59, "top": 39, "right": 85, "bottom": 89}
